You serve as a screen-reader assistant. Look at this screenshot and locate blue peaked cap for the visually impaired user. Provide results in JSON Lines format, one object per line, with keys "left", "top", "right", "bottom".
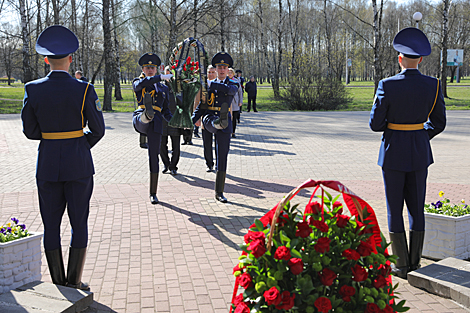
{"left": 138, "top": 53, "right": 161, "bottom": 67}
{"left": 36, "top": 25, "right": 79, "bottom": 59}
{"left": 393, "top": 27, "right": 431, "bottom": 58}
{"left": 212, "top": 52, "right": 233, "bottom": 67}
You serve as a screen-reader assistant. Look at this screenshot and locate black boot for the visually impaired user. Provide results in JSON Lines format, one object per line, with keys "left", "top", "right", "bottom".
{"left": 150, "top": 172, "right": 159, "bottom": 204}
{"left": 215, "top": 171, "right": 228, "bottom": 203}
{"left": 66, "top": 247, "right": 90, "bottom": 290}
{"left": 409, "top": 230, "right": 425, "bottom": 271}
{"left": 139, "top": 134, "right": 148, "bottom": 149}
{"left": 143, "top": 92, "right": 154, "bottom": 120}
{"left": 45, "top": 248, "right": 66, "bottom": 286}
{"left": 389, "top": 232, "right": 409, "bottom": 279}
{"left": 213, "top": 103, "right": 229, "bottom": 130}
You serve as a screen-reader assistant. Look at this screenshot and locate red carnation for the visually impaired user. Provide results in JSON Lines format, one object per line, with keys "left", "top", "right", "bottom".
{"left": 381, "top": 305, "right": 394, "bottom": 313}
{"left": 357, "top": 241, "right": 374, "bottom": 257}
{"left": 314, "top": 296, "right": 332, "bottom": 313}
{"left": 183, "top": 64, "right": 187, "bottom": 71}
{"left": 311, "top": 219, "right": 329, "bottom": 232}
{"left": 234, "top": 302, "right": 250, "bottom": 313}
{"left": 247, "top": 239, "right": 266, "bottom": 258}
{"left": 232, "top": 294, "right": 244, "bottom": 306}
{"left": 175, "top": 59, "right": 179, "bottom": 64}
{"left": 373, "top": 275, "right": 388, "bottom": 289}
{"left": 339, "top": 285, "right": 356, "bottom": 302}
{"left": 379, "top": 263, "right": 392, "bottom": 277}
{"left": 351, "top": 264, "right": 368, "bottom": 282}
{"left": 366, "top": 302, "right": 380, "bottom": 313}
{"left": 263, "top": 286, "right": 281, "bottom": 306}
{"left": 244, "top": 231, "right": 265, "bottom": 244}
{"left": 274, "top": 246, "right": 291, "bottom": 261}
{"left": 275, "top": 291, "right": 295, "bottom": 310}
{"left": 342, "top": 248, "right": 361, "bottom": 261}
{"left": 296, "top": 221, "right": 312, "bottom": 238}
{"left": 314, "top": 237, "right": 331, "bottom": 253}
{"left": 239, "top": 272, "right": 253, "bottom": 289}
{"left": 318, "top": 268, "right": 337, "bottom": 286}
{"left": 190, "top": 66, "right": 194, "bottom": 71}
{"left": 191, "top": 61, "right": 195, "bottom": 65}
{"left": 171, "top": 65, "right": 176, "bottom": 69}
{"left": 288, "top": 258, "right": 304, "bottom": 275}
{"left": 186, "top": 56, "right": 191, "bottom": 65}
{"left": 305, "top": 201, "right": 322, "bottom": 215}
{"left": 336, "top": 214, "right": 349, "bottom": 228}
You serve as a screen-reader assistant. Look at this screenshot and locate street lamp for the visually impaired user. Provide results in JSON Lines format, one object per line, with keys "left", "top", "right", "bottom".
{"left": 413, "top": 12, "right": 422, "bottom": 28}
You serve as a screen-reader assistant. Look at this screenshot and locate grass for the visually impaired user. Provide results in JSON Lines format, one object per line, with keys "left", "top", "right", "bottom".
{"left": 1, "top": 79, "right": 469, "bottom": 114}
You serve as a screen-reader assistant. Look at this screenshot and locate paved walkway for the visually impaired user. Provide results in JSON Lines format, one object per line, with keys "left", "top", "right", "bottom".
{"left": 1, "top": 111, "right": 469, "bottom": 312}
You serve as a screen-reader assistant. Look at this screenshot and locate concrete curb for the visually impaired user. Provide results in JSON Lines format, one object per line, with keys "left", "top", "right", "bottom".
{"left": 408, "top": 257, "right": 470, "bottom": 308}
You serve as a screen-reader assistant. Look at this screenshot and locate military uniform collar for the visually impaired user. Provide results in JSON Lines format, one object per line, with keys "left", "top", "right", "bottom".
{"left": 400, "top": 68, "right": 421, "bottom": 75}
{"left": 47, "top": 71, "right": 73, "bottom": 78}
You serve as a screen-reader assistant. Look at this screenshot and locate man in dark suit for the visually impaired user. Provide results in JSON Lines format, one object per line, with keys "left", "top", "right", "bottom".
{"left": 74, "top": 70, "right": 88, "bottom": 82}
{"left": 192, "top": 52, "right": 238, "bottom": 202}
{"left": 370, "top": 27, "right": 446, "bottom": 279}
{"left": 132, "top": 53, "right": 173, "bottom": 204}
{"left": 21, "top": 25, "right": 105, "bottom": 290}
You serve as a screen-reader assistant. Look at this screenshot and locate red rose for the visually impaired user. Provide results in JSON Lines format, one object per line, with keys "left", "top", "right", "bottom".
{"left": 357, "top": 241, "right": 374, "bottom": 257}
{"left": 186, "top": 56, "right": 191, "bottom": 65}
{"left": 318, "top": 268, "right": 337, "bottom": 286}
{"left": 366, "top": 303, "right": 380, "bottom": 313}
{"left": 195, "top": 61, "right": 199, "bottom": 67}
{"left": 190, "top": 66, "right": 194, "bottom": 71}
{"left": 314, "top": 237, "right": 331, "bottom": 253}
{"left": 274, "top": 246, "right": 291, "bottom": 261}
{"left": 380, "top": 305, "right": 394, "bottom": 313}
{"left": 339, "top": 285, "right": 356, "bottom": 302}
{"left": 171, "top": 65, "right": 176, "bottom": 69}
{"left": 175, "top": 59, "right": 179, "bottom": 64}
{"left": 379, "top": 263, "right": 392, "bottom": 277}
{"left": 305, "top": 201, "right": 322, "bottom": 215}
{"left": 275, "top": 291, "right": 295, "bottom": 310}
{"left": 351, "top": 264, "right": 368, "bottom": 282}
{"left": 232, "top": 294, "right": 244, "bottom": 306}
{"left": 243, "top": 231, "right": 265, "bottom": 244}
{"left": 247, "top": 239, "right": 266, "bottom": 258}
{"left": 373, "top": 275, "right": 388, "bottom": 289}
{"left": 263, "top": 286, "right": 281, "bottom": 306}
{"left": 342, "top": 248, "right": 361, "bottom": 261}
{"left": 191, "top": 61, "right": 195, "bottom": 65}
{"left": 239, "top": 272, "right": 253, "bottom": 289}
{"left": 183, "top": 64, "right": 187, "bottom": 71}
{"left": 288, "top": 258, "right": 304, "bottom": 275}
{"left": 311, "top": 219, "right": 329, "bottom": 232}
{"left": 296, "top": 221, "right": 312, "bottom": 238}
{"left": 336, "top": 214, "right": 350, "bottom": 228}
{"left": 314, "top": 296, "right": 332, "bottom": 313}
{"left": 333, "top": 201, "right": 342, "bottom": 209}
{"left": 234, "top": 302, "right": 250, "bottom": 313}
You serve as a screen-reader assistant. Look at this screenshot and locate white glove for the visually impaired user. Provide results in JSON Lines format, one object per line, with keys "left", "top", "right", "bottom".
{"left": 160, "top": 74, "right": 173, "bottom": 81}
{"left": 207, "top": 79, "right": 212, "bottom": 87}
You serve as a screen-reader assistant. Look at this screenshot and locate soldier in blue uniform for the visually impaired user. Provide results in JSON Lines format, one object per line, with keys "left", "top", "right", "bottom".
{"left": 370, "top": 28, "right": 446, "bottom": 279}
{"left": 132, "top": 53, "right": 173, "bottom": 204}
{"left": 21, "top": 25, "right": 105, "bottom": 290}
{"left": 192, "top": 52, "right": 238, "bottom": 202}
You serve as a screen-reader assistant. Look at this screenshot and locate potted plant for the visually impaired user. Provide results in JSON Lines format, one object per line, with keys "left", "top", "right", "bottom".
{"left": 423, "top": 191, "right": 470, "bottom": 260}
{"left": 0, "top": 218, "right": 42, "bottom": 294}
{"left": 231, "top": 180, "right": 408, "bottom": 313}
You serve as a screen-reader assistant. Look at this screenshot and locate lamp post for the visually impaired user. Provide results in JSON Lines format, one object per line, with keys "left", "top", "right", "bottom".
{"left": 413, "top": 12, "right": 422, "bottom": 29}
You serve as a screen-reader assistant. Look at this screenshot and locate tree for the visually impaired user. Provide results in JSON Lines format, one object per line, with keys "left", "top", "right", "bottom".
{"left": 103, "top": 0, "right": 113, "bottom": 110}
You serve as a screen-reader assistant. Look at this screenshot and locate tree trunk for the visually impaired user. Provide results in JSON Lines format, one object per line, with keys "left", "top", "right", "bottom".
{"left": 111, "top": 0, "right": 122, "bottom": 100}
{"left": 166, "top": 0, "right": 177, "bottom": 62}
{"left": 372, "top": 0, "right": 384, "bottom": 93}
{"left": 440, "top": 0, "right": 450, "bottom": 98}
{"left": 257, "top": 0, "right": 274, "bottom": 93}
{"left": 19, "top": 0, "right": 33, "bottom": 83}
{"left": 51, "top": 0, "right": 60, "bottom": 24}
{"left": 102, "top": 0, "right": 113, "bottom": 111}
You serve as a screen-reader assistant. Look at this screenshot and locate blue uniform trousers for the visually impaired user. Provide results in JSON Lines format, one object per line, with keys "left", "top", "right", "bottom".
{"left": 203, "top": 116, "right": 230, "bottom": 172}
{"left": 382, "top": 168, "right": 428, "bottom": 233}
{"left": 202, "top": 129, "right": 216, "bottom": 168}
{"left": 37, "top": 176, "right": 93, "bottom": 251}
{"left": 133, "top": 114, "right": 162, "bottom": 174}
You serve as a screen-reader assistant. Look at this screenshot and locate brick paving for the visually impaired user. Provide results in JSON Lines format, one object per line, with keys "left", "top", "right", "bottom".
{"left": 1, "top": 111, "right": 469, "bottom": 312}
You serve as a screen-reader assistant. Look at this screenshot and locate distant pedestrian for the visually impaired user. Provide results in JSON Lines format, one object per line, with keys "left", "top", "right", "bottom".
{"left": 228, "top": 68, "right": 242, "bottom": 138}
{"left": 245, "top": 76, "right": 257, "bottom": 112}
{"left": 21, "top": 25, "right": 105, "bottom": 290}
{"left": 74, "top": 70, "right": 88, "bottom": 82}
{"left": 236, "top": 69, "right": 244, "bottom": 117}
{"left": 370, "top": 28, "right": 446, "bottom": 279}
{"left": 160, "top": 66, "right": 182, "bottom": 176}
{"left": 132, "top": 53, "right": 173, "bottom": 204}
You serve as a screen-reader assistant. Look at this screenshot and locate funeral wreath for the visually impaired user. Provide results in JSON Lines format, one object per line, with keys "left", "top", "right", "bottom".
{"left": 232, "top": 190, "right": 409, "bottom": 313}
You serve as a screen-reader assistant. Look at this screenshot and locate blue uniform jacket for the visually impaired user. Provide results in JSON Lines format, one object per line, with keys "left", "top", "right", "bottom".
{"left": 369, "top": 69, "right": 446, "bottom": 172}
{"left": 21, "top": 71, "right": 105, "bottom": 181}
{"left": 192, "top": 77, "right": 238, "bottom": 134}
{"left": 133, "top": 75, "right": 172, "bottom": 134}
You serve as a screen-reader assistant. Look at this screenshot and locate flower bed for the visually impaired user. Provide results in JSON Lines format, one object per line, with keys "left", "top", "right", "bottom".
{"left": 231, "top": 180, "right": 408, "bottom": 313}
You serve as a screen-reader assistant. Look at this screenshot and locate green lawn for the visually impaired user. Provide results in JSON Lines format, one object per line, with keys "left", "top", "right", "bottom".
{"left": 1, "top": 80, "right": 469, "bottom": 114}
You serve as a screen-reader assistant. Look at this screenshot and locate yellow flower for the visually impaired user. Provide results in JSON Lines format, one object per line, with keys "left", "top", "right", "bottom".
{"left": 439, "top": 191, "right": 445, "bottom": 197}
{"left": 462, "top": 199, "right": 466, "bottom": 204}
{"left": 6, "top": 222, "right": 11, "bottom": 228}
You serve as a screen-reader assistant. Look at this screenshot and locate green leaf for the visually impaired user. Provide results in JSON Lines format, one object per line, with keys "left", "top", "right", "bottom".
{"left": 280, "top": 230, "right": 291, "bottom": 244}
{"left": 291, "top": 248, "right": 302, "bottom": 259}
{"left": 394, "top": 300, "right": 410, "bottom": 312}
{"left": 255, "top": 219, "right": 265, "bottom": 231}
